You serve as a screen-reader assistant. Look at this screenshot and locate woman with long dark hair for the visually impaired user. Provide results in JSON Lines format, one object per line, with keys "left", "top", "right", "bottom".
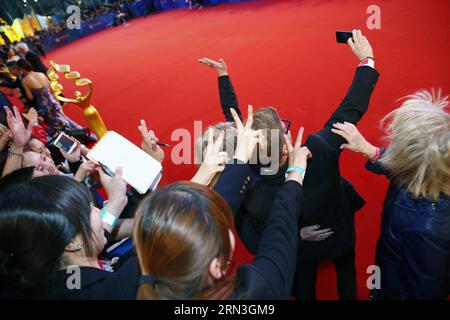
{"left": 0, "top": 172, "right": 133, "bottom": 299}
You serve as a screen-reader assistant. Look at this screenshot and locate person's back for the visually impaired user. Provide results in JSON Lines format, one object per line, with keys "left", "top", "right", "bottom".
{"left": 376, "top": 182, "right": 450, "bottom": 299}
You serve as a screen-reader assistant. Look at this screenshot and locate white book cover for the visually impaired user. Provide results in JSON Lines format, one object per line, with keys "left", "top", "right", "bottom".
{"left": 87, "top": 131, "right": 162, "bottom": 194}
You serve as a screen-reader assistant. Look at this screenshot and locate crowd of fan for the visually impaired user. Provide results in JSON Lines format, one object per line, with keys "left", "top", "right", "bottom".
{"left": 0, "top": 29, "right": 448, "bottom": 300}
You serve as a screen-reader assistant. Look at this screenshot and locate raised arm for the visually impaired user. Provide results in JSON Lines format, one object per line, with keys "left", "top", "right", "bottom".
{"left": 198, "top": 58, "right": 242, "bottom": 121}
{"left": 317, "top": 30, "right": 380, "bottom": 154}
{"left": 238, "top": 128, "right": 312, "bottom": 299}
{"left": 330, "top": 121, "right": 389, "bottom": 176}
{"left": 1, "top": 106, "right": 32, "bottom": 178}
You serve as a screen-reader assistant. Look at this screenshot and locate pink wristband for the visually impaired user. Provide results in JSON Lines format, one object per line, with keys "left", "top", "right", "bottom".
{"left": 369, "top": 147, "right": 381, "bottom": 162}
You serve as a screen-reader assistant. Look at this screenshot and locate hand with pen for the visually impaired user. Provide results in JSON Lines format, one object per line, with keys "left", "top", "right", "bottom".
{"left": 138, "top": 119, "right": 165, "bottom": 163}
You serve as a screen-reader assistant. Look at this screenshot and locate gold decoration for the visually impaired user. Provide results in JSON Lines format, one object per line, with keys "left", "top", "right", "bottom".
{"left": 47, "top": 61, "right": 108, "bottom": 139}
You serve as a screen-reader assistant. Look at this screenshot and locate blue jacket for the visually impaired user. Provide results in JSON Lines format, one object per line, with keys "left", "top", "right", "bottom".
{"left": 366, "top": 151, "right": 450, "bottom": 299}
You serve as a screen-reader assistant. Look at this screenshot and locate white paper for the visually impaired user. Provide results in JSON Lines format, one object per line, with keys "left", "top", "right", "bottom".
{"left": 87, "top": 131, "right": 162, "bottom": 194}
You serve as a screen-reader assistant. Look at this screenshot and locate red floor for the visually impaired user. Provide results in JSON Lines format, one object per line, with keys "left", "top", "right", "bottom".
{"left": 42, "top": 0, "right": 450, "bottom": 299}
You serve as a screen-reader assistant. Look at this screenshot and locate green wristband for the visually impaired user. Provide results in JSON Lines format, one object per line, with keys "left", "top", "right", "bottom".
{"left": 286, "top": 166, "right": 306, "bottom": 178}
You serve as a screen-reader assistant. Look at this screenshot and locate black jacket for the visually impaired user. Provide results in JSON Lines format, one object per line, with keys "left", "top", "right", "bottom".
{"left": 217, "top": 66, "right": 379, "bottom": 260}
{"left": 366, "top": 152, "right": 450, "bottom": 300}
{"left": 48, "top": 254, "right": 140, "bottom": 300}
{"left": 214, "top": 161, "right": 303, "bottom": 299}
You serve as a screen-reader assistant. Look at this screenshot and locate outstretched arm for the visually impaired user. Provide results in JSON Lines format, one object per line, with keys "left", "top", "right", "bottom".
{"left": 316, "top": 30, "right": 380, "bottom": 154}
{"left": 198, "top": 58, "right": 242, "bottom": 121}
{"left": 238, "top": 129, "right": 312, "bottom": 299}
{"left": 331, "top": 121, "right": 388, "bottom": 176}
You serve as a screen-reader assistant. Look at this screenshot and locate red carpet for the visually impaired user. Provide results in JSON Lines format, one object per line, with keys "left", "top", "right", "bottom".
{"left": 41, "top": 0, "right": 449, "bottom": 299}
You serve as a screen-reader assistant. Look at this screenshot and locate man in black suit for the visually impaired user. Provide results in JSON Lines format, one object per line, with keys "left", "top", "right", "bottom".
{"left": 198, "top": 29, "right": 379, "bottom": 300}
{"left": 15, "top": 42, "right": 48, "bottom": 75}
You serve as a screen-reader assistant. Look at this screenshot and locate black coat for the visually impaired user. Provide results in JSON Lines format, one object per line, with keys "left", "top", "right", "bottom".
{"left": 48, "top": 254, "right": 140, "bottom": 300}
{"left": 217, "top": 66, "right": 379, "bottom": 261}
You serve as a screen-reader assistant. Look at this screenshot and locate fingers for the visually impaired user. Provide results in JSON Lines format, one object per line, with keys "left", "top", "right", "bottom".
{"left": 294, "top": 126, "right": 304, "bottom": 149}
{"left": 213, "top": 130, "right": 225, "bottom": 154}
{"left": 138, "top": 119, "right": 149, "bottom": 138}
{"left": 312, "top": 231, "right": 334, "bottom": 241}
{"left": 230, "top": 108, "right": 244, "bottom": 130}
{"left": 352, "top": 29, "right": 361, "bottom": 47}
{"left": 114, "top": 166, "right": 123, "bottom": 179}
{"left": 301, "top": 146, "right": 312, "bottom": 159}
{"left": 331, "top": 123, "right": 353, "bottom": 140}
{"left": 331, "top": 127, "right": 348, "bottom": 140}
{"left": 205, "top": 127, "right": 214, "bottom": 155}
{"left": 198, "top": 57, "right": 217, "bottom": 67}
{"left": 311, "top": 228, "right": 333, "bottom": 236}
{"left": 347, "top": 37, "right": 356, "bottom": 52}
{"left": 244, "top": 104, "right": 253, "bottom": 129}
{"left": 12, "top": 105, "right": 20, "bottom": 119}
{"left": 4, "top": 106, "right": 13, "bottom": 122}
{"left": 284, "top": 134, "right": 293, "bottom": 153}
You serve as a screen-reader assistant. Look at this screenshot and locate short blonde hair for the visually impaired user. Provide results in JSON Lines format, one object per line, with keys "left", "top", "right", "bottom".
{"left": 194, "top": 122, "right": 237, "bottom": 166}
{"left": 380, "top": 89, "right": 450, "bottom": 201}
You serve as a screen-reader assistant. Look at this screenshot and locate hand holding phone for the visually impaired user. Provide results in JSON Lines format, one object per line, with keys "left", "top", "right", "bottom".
{"left": 53, "top": 132, "right": 77, "bottom": 154}
{"left": 336, "top": 31, "right": 353, "bottom": 44}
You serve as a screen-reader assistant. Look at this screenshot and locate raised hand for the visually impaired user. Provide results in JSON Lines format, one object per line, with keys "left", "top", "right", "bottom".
{"left": 231, "top": 104, "right": 261, "bottom": 163}
{"left": 60, "top": 139, "right": 82, "bottom": 163}
{"left": 192, "top": 128, "right": 228, "bottom": 185}
{"left": 331, "top": 122, "right": 377, "bottom": 158}
{"left": 202, "top": 128, "right": 228, "bottom": 173}
{"left": 24, "top": 107, "right": 39, "bottom": 124}
{"left": 198, "top": 57, "right": 228, "bottom": 76}
{"left": 97, "top": 166, "right": 128, "bottom": 204}
{"left": 300, "top": 225, "right": 334, "bottom": 241}
{"left": 138, "top": 119, "right": 164, "bottom": 163}
{"left": 347, "top": 29, "right": 374, "bottom": 61}
{"left": 74, "top": 159, "right": 96, "bottom": 182}
{"left": 4, "top": 106, "right": 32, "bottom": 149}
{"left": 284, "top": 127, "right": 312, "bottom": 185}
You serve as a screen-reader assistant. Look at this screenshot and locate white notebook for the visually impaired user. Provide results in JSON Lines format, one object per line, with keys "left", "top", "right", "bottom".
{"left": 87, "top": 131, "right": 162, "bottom": 194}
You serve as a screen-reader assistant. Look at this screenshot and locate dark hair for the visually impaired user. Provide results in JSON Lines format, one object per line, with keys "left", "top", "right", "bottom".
{"left": 134, "top": 181, "right": 236, "bottom": 300}
{"left": 0, "top": 166, "right": 35, "bottom": 193}
{"left": 17, "top": 59, "right": 32, "bottom": 72}
{"left": 0, "top": 175, "right": 95, "bottom": 297}
{"left": 5, "top": 61, "right": 18, "bottom": 70}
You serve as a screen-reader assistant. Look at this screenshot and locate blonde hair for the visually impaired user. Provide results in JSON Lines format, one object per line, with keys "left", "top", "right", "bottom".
{"left": 380, "top": 89, "right": 450, "bottom": 201}
{"left": 194, "top": 122, "right": 237, "bottom": 166}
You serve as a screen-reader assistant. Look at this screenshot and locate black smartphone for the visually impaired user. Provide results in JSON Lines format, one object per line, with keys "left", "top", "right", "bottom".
{"left": 336, "top": 31, "right": 353, "bottom": 44}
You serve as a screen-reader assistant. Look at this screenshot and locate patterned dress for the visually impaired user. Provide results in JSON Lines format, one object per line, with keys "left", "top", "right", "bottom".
{"left": 31, "top": 85, "right": 84, "bottom": 131}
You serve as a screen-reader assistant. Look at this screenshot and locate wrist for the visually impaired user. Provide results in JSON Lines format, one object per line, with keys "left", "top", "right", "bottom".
{"left": 10, "top": 143, "right": 24, "bottom": 153}
{"left": 286, "top": 171, "right": 304, "bottom": 185}
{"left": 106, "top": 195, "right": 127, "bottom": 211}
{"left": 362, "top": 143, "right": 378, "bottom": 159}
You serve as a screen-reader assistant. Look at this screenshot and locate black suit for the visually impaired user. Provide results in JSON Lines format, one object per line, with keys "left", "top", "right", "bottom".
{"left": 26, "top": 51, "right": 48, "bottom": 75}
{"left": 217, "top": 66, "right": 380, "bottom": 299}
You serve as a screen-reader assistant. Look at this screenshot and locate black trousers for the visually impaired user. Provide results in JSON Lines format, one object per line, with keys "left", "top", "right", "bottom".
{"left": 293, "top": 250, "right": 357, "bottom": 300}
